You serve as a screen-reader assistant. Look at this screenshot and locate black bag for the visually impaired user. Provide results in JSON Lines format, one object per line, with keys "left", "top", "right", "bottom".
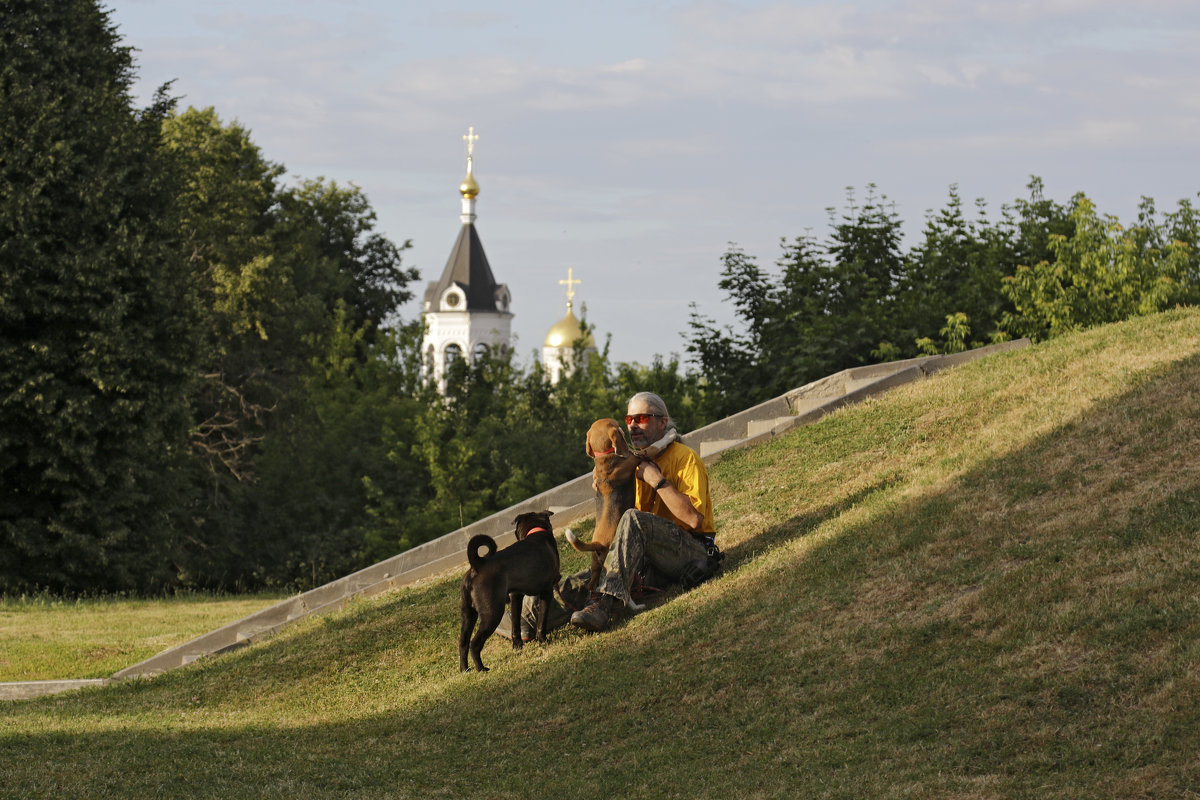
{"left": 681, "top": 534, "right": 724, "bottom": 589}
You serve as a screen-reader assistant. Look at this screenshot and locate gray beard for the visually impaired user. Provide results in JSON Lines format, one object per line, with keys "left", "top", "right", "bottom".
{"left": 635, "top": 428, "right": 679, "bottom": 459}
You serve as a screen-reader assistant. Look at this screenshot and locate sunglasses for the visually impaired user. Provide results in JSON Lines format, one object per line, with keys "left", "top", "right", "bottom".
{"left": 624, "top": 413, "right": 663, "bottom": 426}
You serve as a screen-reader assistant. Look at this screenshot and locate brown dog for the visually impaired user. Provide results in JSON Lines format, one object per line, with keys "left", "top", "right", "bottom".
{"left": 565, "top": 419, "right": 642, "bottom": 608}
{"left": 459, "top": 510, "right": 560, "bottom": 672}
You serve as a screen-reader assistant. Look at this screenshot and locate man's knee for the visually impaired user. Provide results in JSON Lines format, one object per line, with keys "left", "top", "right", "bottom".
{"left": 615, "top": 507, "right": 644, "bottom": 534}
{"left": 612, "top": 509, "right": 651, "bottom": 549}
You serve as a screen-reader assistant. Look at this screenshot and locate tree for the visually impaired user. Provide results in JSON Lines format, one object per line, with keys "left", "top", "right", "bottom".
{"left": 158, "top": 108, "right": 424, "bottom": 587}
{"left": 685, "top": 246, "right": 773, "bottom": 418}
{"left": 1001, "top": 194, "right": 1193, "bottom": 340}
{"left": 161, "top": 107, "right": 284, "bottom": 487}
{"left": 893, "top": 187, "right": 1014, "bottom": 354}
{"left": 272, "top": 178, "right": 417, "bottom": 340}
{"left": 822, "top": 185, "right": 906, "bottom": 363}
{"left": 1161, "top": 196, "right": 1200, "bottom": 306}
{"left": 0, "top": 0, "right": 196, "bottom": 592}
{"left": 687, "top": 187, "right": 907, "bottom": 415}
{"left": 248, "top": 307, "right": 429, "bottom": 587}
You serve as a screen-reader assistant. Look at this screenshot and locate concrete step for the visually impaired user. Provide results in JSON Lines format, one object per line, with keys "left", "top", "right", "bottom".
{"left": 699, "top": 438, "right": 744, "bottom": 458}
{"left": 746, "top": 416, "right": 798, "bottom": 438}
{"left": 0, "top": 679, "right": 109, "bottom": 701}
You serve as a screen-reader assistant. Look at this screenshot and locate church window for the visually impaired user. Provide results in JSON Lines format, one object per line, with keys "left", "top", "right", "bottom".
{"left": 444, "top": 343, "right": 463, "bottom": 373}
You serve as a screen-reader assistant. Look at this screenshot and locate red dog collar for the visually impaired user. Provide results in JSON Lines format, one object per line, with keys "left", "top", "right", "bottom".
{"left": 590, "top": 447, "right": 616, "bottom": 458}
{"left": 524, "top": 527, "right": 550, "bottom": 536}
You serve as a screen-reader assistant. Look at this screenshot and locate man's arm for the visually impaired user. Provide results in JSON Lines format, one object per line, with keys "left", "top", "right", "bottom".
{"left": 637, "top": 459, "right": 704, "bottom": 531}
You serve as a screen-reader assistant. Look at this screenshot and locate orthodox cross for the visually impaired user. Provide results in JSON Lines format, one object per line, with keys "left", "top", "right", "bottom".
{"left": 463, "top": 126, "right": 479, "bottom": 159}
{"left": 559, "top": 268, "right": 581, "bottom": 307}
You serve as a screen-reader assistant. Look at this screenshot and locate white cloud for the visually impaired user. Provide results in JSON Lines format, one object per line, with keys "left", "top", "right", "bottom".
{"left": 682, "top": 1, "right": 857, "bottom": 45}
{"left": 602, "top": 58, "right": 653, "bottom": 74}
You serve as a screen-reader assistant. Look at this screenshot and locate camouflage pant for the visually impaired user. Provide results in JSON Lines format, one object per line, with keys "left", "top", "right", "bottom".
{"left": 597, "top": 509, "right": 710, "bottom": 608}
{"left": 520, "top": 510, "right": 709, "bottom": 634}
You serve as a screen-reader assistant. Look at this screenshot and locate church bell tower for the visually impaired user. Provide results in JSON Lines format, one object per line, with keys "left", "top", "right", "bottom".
{"left": 421, "top": 127, "right": 512, "bottom": 390}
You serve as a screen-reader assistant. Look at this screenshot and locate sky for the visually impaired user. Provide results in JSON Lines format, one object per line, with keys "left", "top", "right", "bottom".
{"left": 109, "top": 0, "right": 1200, "bottom": 366}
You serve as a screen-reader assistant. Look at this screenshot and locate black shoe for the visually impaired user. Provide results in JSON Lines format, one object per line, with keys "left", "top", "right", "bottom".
{"left": 679, "top": 557, "right": 717, "bottom": 590}
{"left": 570, "top": 592, "right": 612, "bottom": 632}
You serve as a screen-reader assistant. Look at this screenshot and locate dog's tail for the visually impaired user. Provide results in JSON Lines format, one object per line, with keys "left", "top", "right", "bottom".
{"left": 564, "top": 528, "right": 606, "bottom": 554}
{"left": 466, "top": 534, "right": 497, "bottom": 570}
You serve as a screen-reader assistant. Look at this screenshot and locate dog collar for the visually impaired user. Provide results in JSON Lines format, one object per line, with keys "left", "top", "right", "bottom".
{"left": 524, "top": 527, "right": 550, "bottom": 536}
{"left": 590, "top": 447, "right": 615, "bottom": 457}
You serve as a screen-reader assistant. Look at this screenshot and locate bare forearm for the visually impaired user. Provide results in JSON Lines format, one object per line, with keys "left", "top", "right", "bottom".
{"left": 638, "top": 460, "right": 703, "bottom": 531}
{"left": 658, "top": 483, "right": 703, "bottom": 530}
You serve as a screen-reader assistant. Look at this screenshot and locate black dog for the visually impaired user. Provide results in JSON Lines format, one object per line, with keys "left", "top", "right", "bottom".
{"left": 458, "top": 510, "right": 560, "bottom": 672}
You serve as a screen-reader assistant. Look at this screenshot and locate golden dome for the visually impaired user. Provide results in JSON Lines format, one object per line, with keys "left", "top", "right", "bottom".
{"left": 544, "top": 305, "right": 594, "bottom": 349}
{"left": 459, "top": 127, "right": 480, "bottom": 198}
{"left": 459, "top": 161, "right": 479, "bottom": 199}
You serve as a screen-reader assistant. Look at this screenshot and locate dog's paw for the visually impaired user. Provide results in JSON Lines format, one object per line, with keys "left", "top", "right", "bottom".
{"left": 626, "top": 599, "right": 645, "bottom": 612}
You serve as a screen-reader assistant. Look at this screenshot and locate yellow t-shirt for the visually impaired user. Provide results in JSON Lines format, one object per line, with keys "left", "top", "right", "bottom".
{"left": 634, "top": 441, "right": 716, "bottom": 535}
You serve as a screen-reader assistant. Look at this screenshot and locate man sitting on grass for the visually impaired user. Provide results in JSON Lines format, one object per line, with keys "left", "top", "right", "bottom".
{"left": 569, "top": 391, "right": 721, "bottom": 632}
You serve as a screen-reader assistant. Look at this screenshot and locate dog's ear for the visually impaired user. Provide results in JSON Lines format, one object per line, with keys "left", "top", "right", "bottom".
{"left": 585, "top": 436, "right": 595, "bottom": 457}
{"left": 608, "top": 426, "right": 624, "bottom": 454}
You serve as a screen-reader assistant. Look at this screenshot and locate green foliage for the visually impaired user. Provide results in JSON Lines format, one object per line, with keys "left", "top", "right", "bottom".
{"left": 246, "top": 308, "right": 428, "bottom": 587}
{"left": 3, "top": 72, "right": 711, "bottom": 592}
{"left": 1163, "top": 198, "right": 1200, "bottom": 295}
{"left": 272, "top": 178, "right": 418, "bottom": 339}
{"left": 16, "top": 7, "right": 1196, "bottom": 597}
{"left": 363, "top": 332, "right": 710, "bottom": 561}
{"left": 0, "top": 0, "right": 197, "bottom": 592}
{"left": 157, "top": 107, "right": 425, "bottom": 589}
{"left": 915, "top": 312, "right": 971, "bottom": 356}
{"left": 896, "top": 187, "right": 1013, "bottom": 349}
{"left": 824, "top": 185, "right": 907, "bottom": 356}
{"left": 0, "top": 7, "right": 712, "bottom": 594}
{"left": 160, "top": 108, "right": 285, "bottom": 491}
{"left": 687, "top": 186, "right": 907, "bottom": 417}
{"left": 1002, "top": 194, "right": 1195, "bottom": 341}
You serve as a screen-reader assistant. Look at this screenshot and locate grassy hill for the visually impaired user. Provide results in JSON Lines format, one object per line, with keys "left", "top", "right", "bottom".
{"left": 4, "top": 309, "right": 1200, "bottom": 799}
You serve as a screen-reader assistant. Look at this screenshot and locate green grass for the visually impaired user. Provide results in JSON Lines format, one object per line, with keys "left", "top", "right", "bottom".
{"left": 4, "top": 309, "right": 1200, "bottom": 798}
{"left": 0, "top": 593, "right": 285, "bottom": 681}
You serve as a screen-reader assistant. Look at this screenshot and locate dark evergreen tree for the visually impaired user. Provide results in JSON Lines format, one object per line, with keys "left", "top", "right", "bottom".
{"left": 248, "top": 308, "right": 430, "bottom": 588}
{"left": 822, "top": 185, "right": 906, "bottom": 364}
{"left": 893, "top": 187, "right": 1014, "bottom": 354}
{"left": 0, "top": 0, "right": 196, "bottom": 592}
{"left": 685, "top": 246, "right": 774, "bottom": 418}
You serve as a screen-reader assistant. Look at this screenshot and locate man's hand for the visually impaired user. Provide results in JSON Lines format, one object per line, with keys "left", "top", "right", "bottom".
{"left": 637, "top": 458, "right": 703, "bottom": 531}
{"left": 636, "top": 459, "right": 665, "bottom": 487}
